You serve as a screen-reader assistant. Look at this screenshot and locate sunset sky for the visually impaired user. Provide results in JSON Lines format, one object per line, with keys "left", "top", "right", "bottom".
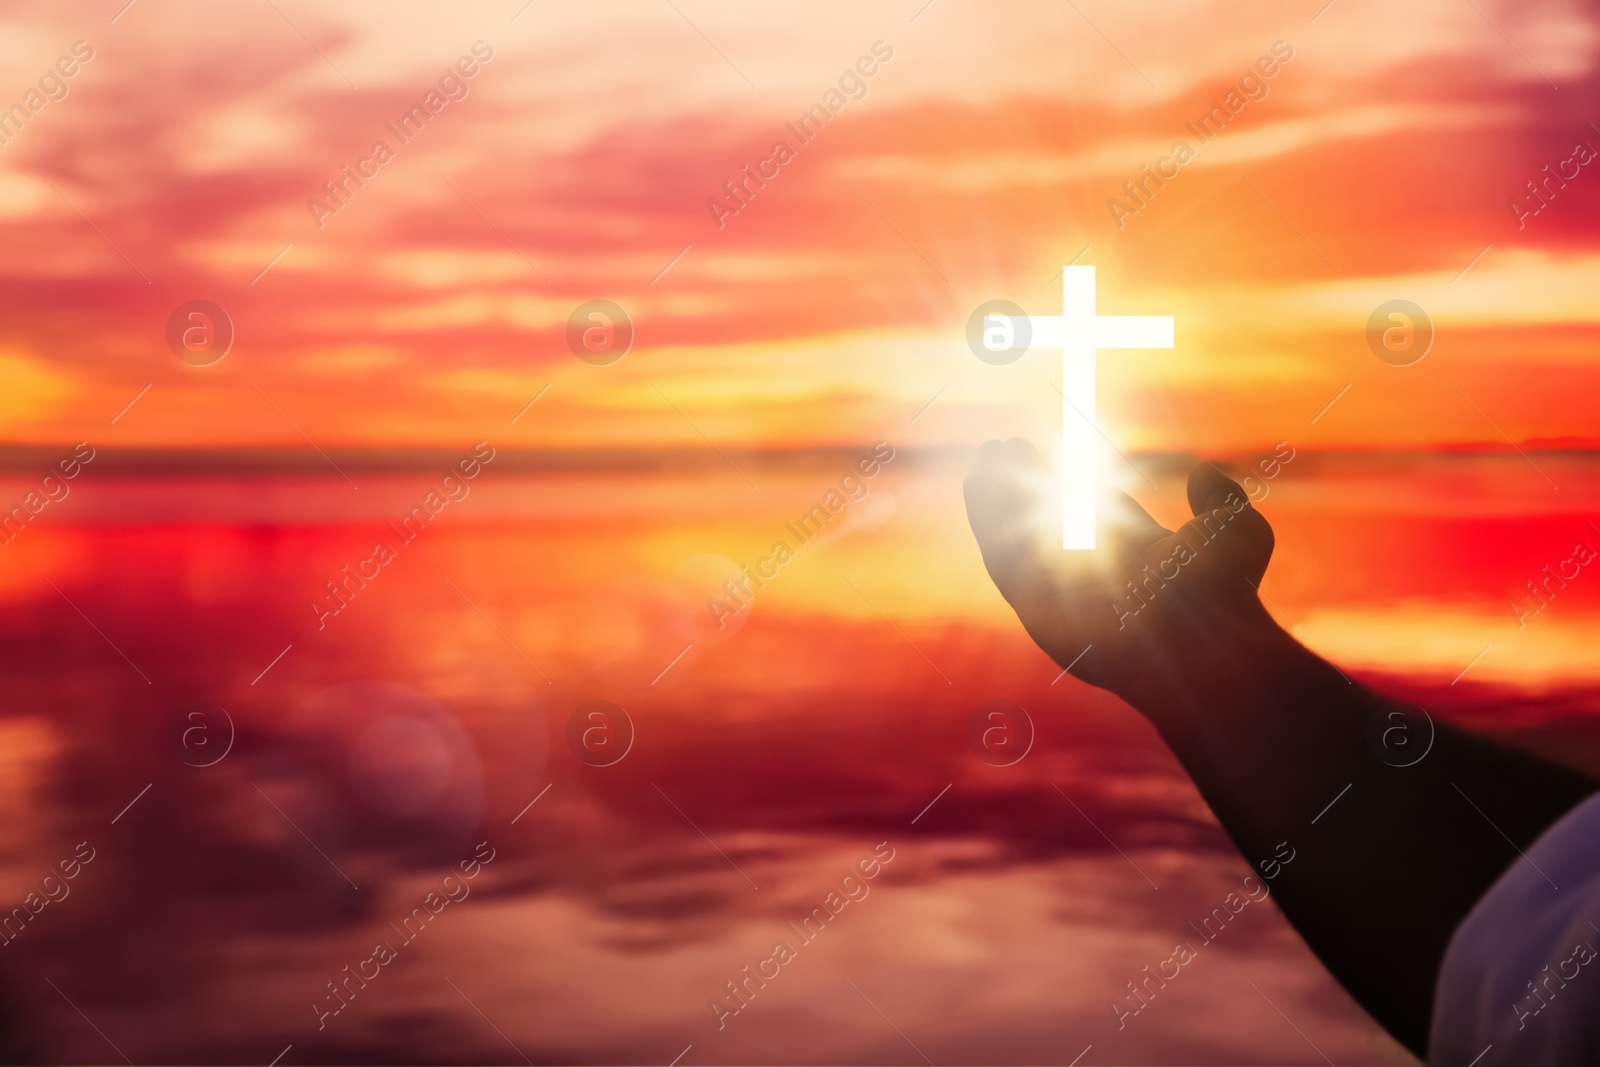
{"left": 4, "top": 4, "right": 1600, "bottom": 1064}
{"left": 1, "top": 0, "right": 1597, "bottom": 455}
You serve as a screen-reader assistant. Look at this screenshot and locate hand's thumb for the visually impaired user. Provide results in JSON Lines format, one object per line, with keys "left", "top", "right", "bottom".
{"left": 1186, "top": 461, "right": 1248, "bottom": 516}
{"left": 1183, "top": 461, "right": 1274, "bottom": 582}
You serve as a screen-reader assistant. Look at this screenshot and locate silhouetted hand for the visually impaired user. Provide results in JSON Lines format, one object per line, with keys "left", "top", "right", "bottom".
{"left": 963, "top": 438, "right": 1275, "bottom": 709}
{"left": 965, "top": 440, "right": 1600, "bottom": 1063}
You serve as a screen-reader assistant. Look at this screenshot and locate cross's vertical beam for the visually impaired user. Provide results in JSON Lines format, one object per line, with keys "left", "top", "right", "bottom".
{"left": 1061, "top": 266, "right": 1098, "bottom": 549}
{"left": 1010, "top": 266, "right": 1172, "bottom": 550}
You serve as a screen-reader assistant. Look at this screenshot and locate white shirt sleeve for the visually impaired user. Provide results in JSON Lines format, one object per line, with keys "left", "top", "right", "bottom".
{"left": 1429, "top": 791, "right": 1600, "bottom": 1066}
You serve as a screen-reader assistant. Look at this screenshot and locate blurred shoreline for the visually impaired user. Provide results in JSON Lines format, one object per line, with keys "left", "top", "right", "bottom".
{"left": 0, "top": 442, "right": 1595, "bottom": 473}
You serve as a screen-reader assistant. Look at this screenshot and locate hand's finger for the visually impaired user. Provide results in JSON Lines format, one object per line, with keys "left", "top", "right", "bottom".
{"left": 993, "top": 437, "right": 1074, "bottom": 563}
{"left": 976, "top": 437, "right": 1037, "bottom": 479}
{"left": 985, "top": 437, "right": 1167, "bottom": 568}
{"left": 963, "top": 472, "right": 1029, "bottom": 602}
{"left": 968, "top": 439, "right": 1056, "bottom": 602}
{"left": 1105, "top": 484, "right": 1166, "bottom": 537}
{"left": 978, "top": 438, "right": 1052, "bottom": 549}
{"left": 1001, "top": 436, "right": 1046, "bottom": 469}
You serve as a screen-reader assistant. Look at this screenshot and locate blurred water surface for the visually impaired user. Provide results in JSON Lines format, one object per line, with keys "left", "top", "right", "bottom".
{"left": 0, "top": 448, "right": 1595, "bottom": 1064}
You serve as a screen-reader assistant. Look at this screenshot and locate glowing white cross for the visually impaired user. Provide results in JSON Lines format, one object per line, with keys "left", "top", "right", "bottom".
{"left": 1001, "top": 266, "right": 1173, "bottom": 550}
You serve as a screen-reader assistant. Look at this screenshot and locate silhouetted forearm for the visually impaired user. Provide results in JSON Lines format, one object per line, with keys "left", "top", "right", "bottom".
{"left": 1119, "top": 601, "right": 1599, "bottom": 1058}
